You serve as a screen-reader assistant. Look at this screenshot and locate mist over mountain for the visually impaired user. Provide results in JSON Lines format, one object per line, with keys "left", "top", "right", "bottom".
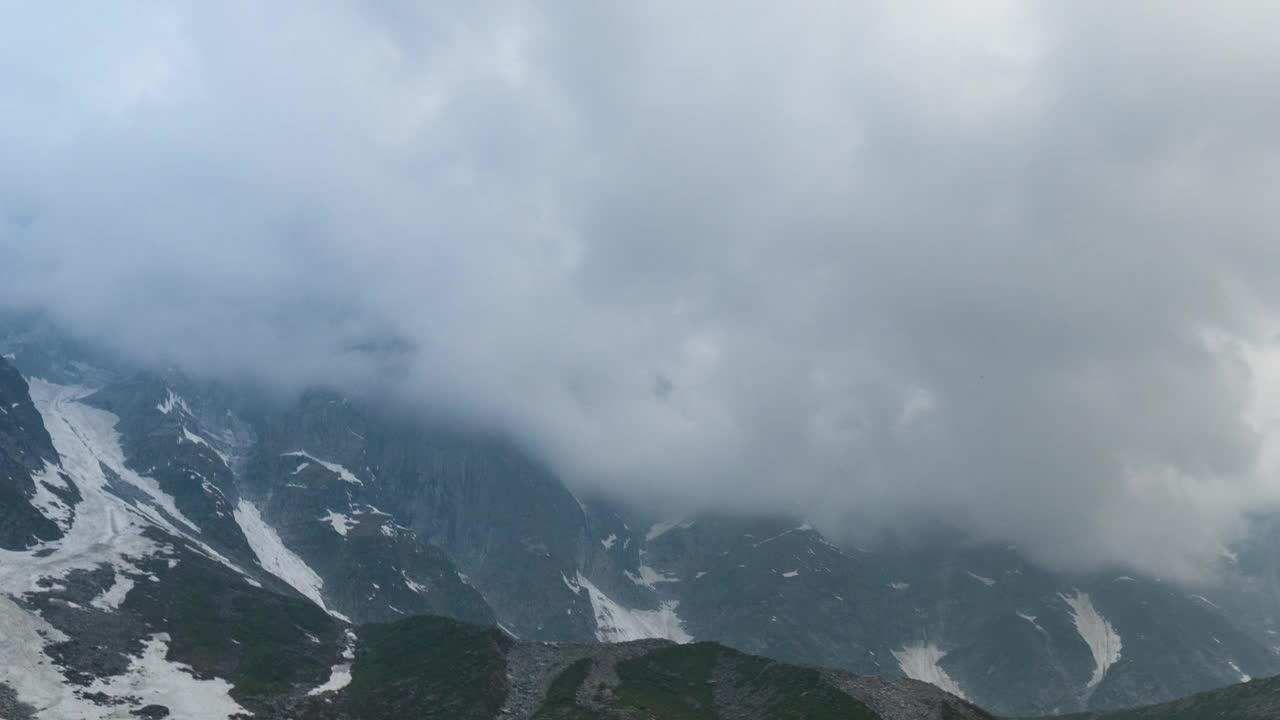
{"left": 6, "top": 2, "right": 1280, "bottom": 588}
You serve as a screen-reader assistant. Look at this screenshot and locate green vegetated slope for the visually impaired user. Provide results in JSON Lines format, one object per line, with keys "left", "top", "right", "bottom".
{"left": 1051, "top": 674, "right": 1280, "bottom": 720}
{"left": 608, "top": 642, "right": 879, "bottom": 720}
{"left": 347, "top": 616, "right": 513, "bottom": 720}
{"left": 286, "top": 615, "right": 993, "bottom": 720}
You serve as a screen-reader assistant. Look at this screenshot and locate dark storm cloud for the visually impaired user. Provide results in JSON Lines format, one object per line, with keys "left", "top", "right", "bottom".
{"left": 4, "top": 1, "right": 1280, "bottom": 579}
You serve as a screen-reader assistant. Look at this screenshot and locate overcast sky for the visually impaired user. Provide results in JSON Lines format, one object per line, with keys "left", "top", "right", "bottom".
{"left": 4, "top": 1, "right": 1280, "bottom": 581}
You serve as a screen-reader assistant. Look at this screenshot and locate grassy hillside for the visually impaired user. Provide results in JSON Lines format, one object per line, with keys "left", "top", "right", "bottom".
{"left": 347, "top": 616, "right": 514, "bottom": 720}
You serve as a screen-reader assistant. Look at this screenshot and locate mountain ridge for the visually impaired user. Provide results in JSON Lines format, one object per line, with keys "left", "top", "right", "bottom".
{"left": 2, "top": 324, "right": 1280, "bottom": 716}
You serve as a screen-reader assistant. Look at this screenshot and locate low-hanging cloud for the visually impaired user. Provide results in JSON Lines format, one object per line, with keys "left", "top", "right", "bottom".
{"left": 4, "top": 1, "right": 1280, "bottom": 580}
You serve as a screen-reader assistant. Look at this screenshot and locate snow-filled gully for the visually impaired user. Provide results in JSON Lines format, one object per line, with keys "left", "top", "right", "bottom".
{"left": 0, "top": 381, "right": 251, "bottom": 719}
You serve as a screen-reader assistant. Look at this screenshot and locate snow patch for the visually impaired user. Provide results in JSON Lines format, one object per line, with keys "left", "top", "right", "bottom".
{"left": 1017, "top": 611, "right": 1047, "bottom": 634}
{"left": 645, "top": 519, "right": 690, "bottom": 541}
{"left": 81, "top": 633, "right": 248, "bottom": 718}
{"left": 234, "top": 500, "right": 347, "bottom": 620}
{"left": 1061, "top": 591, "right": 1122, "bottom": 689}
{"left": 782, "top": 570, "right": 800, "bottom": 578}
{"left": 1227, "top": 659, "right": 1251, "bottom": 683}
{"left": 965, "top": 571, "right": 996, "bottom": 586}
{"left": 308, "top": 664, "right": 351, "bottom": 696}
{"left": 565, "top": 572, "right": 692, "bottom": 643}
{"left": 282, "top": 451, "right": 363, "bottom": 485}
{"left": 888, "top": 581, "right": 910, "bottom": 590}
{"left": 156, "top": 391, "right": 191, "bottom": 416}
{"left": 892, "top": 643, "right": 968, "bottom": 700}
{"left": 28, "top": 461, "right": 73, "bottom": 530}
{"left": 0, "top": 593, "right": 72, "bottom": 714}
{"left": 180, "top": 427, "right": 231, "bottom": 468}
{"left": 309, "top": 630, "right": 356, "bottom": 696}
{"left": 1, "top": 382, "right": 260, "bottom": 604}
{"left": 90, "top": 571, "right": 136, "bottom": 611}
{"left": 601, "top": 533, "right": 617, "bottom": 550}
{"left": 625, "top": 564, "right": 679, "bottom": 588}
{"left": 319, "top": 510, "right": 357, "bottom": 537}
{"left": 0, "top": 598, "right": 247, "bottom": 720}
{"left": 1190, "top": 594, "right": 1220, "bottom": 610}
{"left": 752, "top": 527, "right": 803, "bottom": 547}
{"left": 31, "top": 381, "right": 201, "bottom": 533}
{"left": 402, "top": 570, "right": 427, "bottom": 594}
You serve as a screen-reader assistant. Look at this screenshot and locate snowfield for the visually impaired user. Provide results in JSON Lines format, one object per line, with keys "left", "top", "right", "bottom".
{"left": 0, "top": 382, "right": 251, "bottom": 718}
{"left": 1061, "top": 591, "right": 1122, "bottom": 689}
{"left": 0, "top": 381, "right": 236, "bottom": 597}
{"left": 892, "top": 642, "right": 968, "bottom": 700}
{"left": 75, "top": 634, "right": 248, "bottom": 719}
{"left": 564, "top": 572, "right": 692, "bottom": 643}
{"left": 233, "top": 499, "right": 349, "bottom": 621}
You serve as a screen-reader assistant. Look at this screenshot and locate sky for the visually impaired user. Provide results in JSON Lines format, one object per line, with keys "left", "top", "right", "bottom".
{"left": 4, "top": 1, "right": 1280, "bottom": 581}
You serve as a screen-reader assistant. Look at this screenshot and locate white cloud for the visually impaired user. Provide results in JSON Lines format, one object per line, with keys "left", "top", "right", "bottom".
{"left": 4, "top": 1, "right": 1280, "bottom": 580}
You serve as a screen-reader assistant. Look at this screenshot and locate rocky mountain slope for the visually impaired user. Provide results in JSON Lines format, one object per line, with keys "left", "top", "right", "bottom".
{"left": 0, "top": 372, "right": 345, "bottom": 719}
{"left": 1058, "top": 673, "right": 1280, "bottom": 720}
{"left": 634, "top": 518, "right": 1275, "bottom": 716}
{"left": 3, "top": 317, "right": 1280, "bottom": 717}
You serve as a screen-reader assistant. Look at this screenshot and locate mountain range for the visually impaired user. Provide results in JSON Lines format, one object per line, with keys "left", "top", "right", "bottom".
{"left": 3, "top": 317, "right": 1280, "bottom": 718}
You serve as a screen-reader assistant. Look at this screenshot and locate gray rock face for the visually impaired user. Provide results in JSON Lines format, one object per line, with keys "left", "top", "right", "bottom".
{"left": 629, "top": 515, "right": 1280, "bottom": 716}
{"left": 825, "top": 673, "right": 997, "bottom": 720}
{"left": 242, "top": 387, "right": 595, "bottom": 637}
{"left": 0, "top": 357, "right": 73, "bottom": 550}
{"left": 641, "top": 517, "right": 884, "bottom": 673}
{"left": 87, "top": 374, "right": 255, "bottom": 559}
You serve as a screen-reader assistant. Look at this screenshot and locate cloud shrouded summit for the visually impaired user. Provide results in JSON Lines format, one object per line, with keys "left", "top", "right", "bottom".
{"left": 4, "top": 1, "right": 1280, "bottom": 580}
